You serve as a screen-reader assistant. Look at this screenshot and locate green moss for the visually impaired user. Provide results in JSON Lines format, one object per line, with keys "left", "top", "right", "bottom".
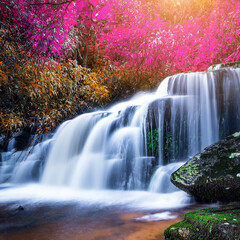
{"left": 165, "top": 207, "right": 240, "bottom": 240}
{"left": 233, "top": 132, "right": 240, "bottom": 137}
{"left": 164, "top": 221, "right": 192, "bottom": 240}
{"left": 171, "top": 158, "right": 201, "bottom": 184}
{"left": 229, "top": 153, "right": 240, "bottom": 159}
{"left": 195, "top": 154, "right": 201, "bottom": 160}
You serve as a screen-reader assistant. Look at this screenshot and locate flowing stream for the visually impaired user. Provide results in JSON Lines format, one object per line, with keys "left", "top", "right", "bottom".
{"left": 0, "top": 66, "right": 240, "bottom": 238}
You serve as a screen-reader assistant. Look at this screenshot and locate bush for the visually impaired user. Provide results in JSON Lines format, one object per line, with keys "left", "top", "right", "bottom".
{"left": 0, "top": 36, "right": 110, "bottom": 133}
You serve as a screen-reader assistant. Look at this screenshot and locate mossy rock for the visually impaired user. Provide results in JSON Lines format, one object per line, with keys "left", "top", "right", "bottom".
{"left": 171, "top": 132, "right": 240, "bottom": 202}
{"left": 164, "top": 206, "right": 240, "bottom": 240}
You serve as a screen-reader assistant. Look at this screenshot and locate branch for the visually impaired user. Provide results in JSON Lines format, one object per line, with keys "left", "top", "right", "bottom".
{"left": 30, "top": 0, "right": 76, "bottom": 6}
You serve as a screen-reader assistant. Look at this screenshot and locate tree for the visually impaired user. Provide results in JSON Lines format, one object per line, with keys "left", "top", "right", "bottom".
{"left": 98, "top": 0, "right": 240, "bottom": 74}
{"left": 1, "top": 0, "right": 239, "bottom": 72}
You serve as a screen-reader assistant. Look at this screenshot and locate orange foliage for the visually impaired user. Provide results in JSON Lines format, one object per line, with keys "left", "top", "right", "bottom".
{"left": 0, "top": 37, "right": 110, "bottom": 133}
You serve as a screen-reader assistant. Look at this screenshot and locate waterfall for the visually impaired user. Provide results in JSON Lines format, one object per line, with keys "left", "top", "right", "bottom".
{"left": 1, "top": 67, "right": 240, "bottom": 193}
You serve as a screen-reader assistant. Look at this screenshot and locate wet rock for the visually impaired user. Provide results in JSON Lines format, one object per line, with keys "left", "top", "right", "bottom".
{"left": 17, "top": 206, "right": 24, "bottom": 211}
{"left": 146, "top": 97, "right": 190, "bottom": 165}
{"left": 14, "top": 130, "right": 32, "bottom": 151}
{"left": 171, "top": 132, "right": 240, "bottom": 202}
{"left": 164, "top": 206, "right": 240, "bottom": 240}
{"left": 208, "top": 61, "right": 240, "bottom": 71}
{"left": 0, "top": 132, "right": 11, "bottom": 152}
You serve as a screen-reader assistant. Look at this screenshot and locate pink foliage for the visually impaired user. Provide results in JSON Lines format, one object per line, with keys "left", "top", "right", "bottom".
{"left": 0, "top": 0, "right": 88, "bottom": 58}
{"left": 98, "top": 0, "right": 240, "bottom": 74}
{"left": 1, "top": 0, "right": 239, "bottom": 73}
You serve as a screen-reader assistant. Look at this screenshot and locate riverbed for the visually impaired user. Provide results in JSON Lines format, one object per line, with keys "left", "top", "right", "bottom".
{"left": 0, "top": 184, "right": 209, "bottom": 240}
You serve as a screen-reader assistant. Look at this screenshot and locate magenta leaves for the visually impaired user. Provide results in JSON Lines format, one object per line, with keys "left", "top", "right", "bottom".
{"left": 1, "top": 0, "right": 239, "bottom": 74}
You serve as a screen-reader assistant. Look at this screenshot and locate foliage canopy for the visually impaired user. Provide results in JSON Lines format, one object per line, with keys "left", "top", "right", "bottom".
{"left": 0, "top": 0, "right": 240, "bottom": 132}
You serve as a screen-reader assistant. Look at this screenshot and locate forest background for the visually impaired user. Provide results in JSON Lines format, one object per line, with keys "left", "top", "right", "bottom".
{"left": 0, "top": 0, "right": 239, "bottom": 134}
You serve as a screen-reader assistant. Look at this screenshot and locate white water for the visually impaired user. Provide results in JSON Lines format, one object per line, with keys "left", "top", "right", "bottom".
{"left": 1, "top": 67, "right": 240, "bottom": 209}
{"left": 0, "top": 184, "right": 190, "bottom": 211}
{"left": 135, "top": 211, "right": 178, "bottom": 222}
{"left": 148, "top": 162, "right": 185, "bottom": 193}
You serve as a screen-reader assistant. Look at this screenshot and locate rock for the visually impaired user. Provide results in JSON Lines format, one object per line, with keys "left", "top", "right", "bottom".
{"left": 14, "top": 130, "right": 32, "bottom": 151}
{"left": 17, "top": 206, "right": 24, "bottom": 211}
{"left": 208, "top": 61, "right": 240, "bottom": 71}
{"left": 164, "top": 206, "right": 240, "bottom": 240}
{"left": 146, "top": 97, "right": 190, "bottom": 165}
{"left": 0, "top": 132, "right": 11, "bottom": 152}
{"left": 0, "top": 129, "right": 33, "bottom": 153}
{"left": 171, "top": 132, "right": 240, "bottom": 202}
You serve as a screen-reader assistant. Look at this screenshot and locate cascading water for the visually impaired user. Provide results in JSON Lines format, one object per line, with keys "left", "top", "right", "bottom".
{"left": 1, "top": 67, "right": 240, "bottom": 199}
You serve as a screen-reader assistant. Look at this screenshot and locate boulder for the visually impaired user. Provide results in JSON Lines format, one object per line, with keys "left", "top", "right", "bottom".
{"left": 164, "top": 206, "right": 240, "bottom": 240}
{"left": 171, "top": 132, "right": 240, "bottom": 202}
